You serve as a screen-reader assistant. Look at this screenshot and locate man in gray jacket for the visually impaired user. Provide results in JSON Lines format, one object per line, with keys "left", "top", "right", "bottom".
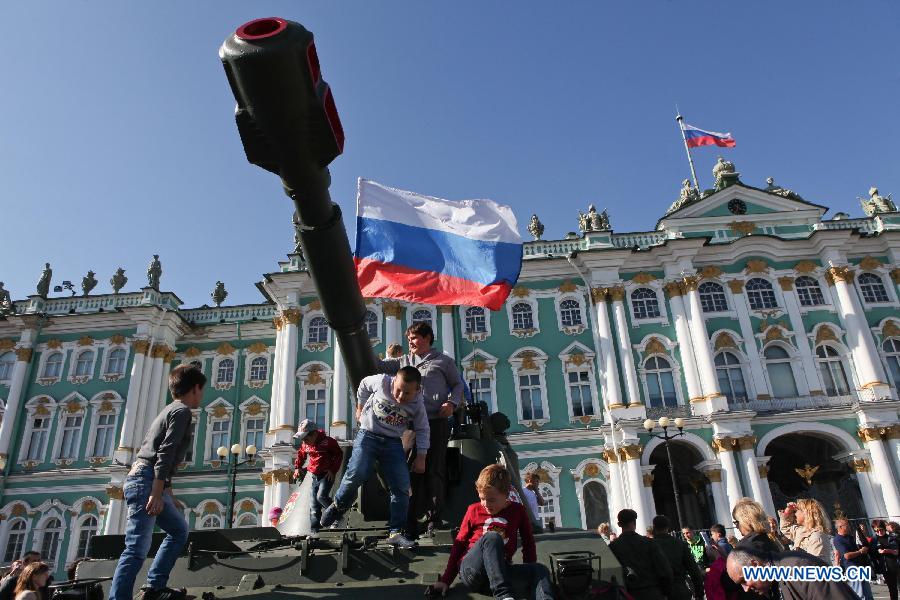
{"left": 379, "top": 322, "right": 463, "bottom": 534}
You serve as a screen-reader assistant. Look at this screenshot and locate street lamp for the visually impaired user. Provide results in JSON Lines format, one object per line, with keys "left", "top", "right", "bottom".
{"left": 217, "top": 443, "right": 258, "bottom": 528}
{"left": 644, "top": 416, "right": 686, "bottom": 530}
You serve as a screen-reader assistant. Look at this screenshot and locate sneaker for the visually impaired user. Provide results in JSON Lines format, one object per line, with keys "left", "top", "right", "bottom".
{"left": 386, "top": 531, "right": 417, "bottom": 549}
{"left": 319, "top": 504, "right": 341, "bottom": 528}
{"left": 141, "top": 588, "right": 187, "bottom": 600}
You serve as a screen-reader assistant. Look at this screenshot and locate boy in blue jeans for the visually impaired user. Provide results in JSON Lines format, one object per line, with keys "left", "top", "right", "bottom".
{"left": 320, "top": 366, "right": 429, "bottom": 548}
{"left": 110, "top": 364, "right": 205, "bottom": 600}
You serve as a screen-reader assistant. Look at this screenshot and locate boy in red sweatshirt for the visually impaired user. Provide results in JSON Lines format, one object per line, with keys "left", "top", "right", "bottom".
{"left": 292, "top": 419, "right": 343, "bottom": 534}
{"left": 430, "top": 464, "right": 555, "bottom": 600}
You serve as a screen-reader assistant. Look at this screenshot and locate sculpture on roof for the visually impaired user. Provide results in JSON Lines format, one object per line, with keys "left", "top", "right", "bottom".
{"left": 81, "top": 271, "right": 98, "bottom": 296}
{"left": 147, "top": 255, "right": 162, "bottom": 290}
{"left": 110, "top": 268, "right": 128, "bottom": 294}
{"left": 712, "top": 157, "right": 737, "bottom": 190}
{"left": 0, "top": 282, "right": 12, "bottom": 315}
{"left": 578, "top": 205, "right": 611, "bottom": 233}
{"left": 764, "top": 176, "right": 804, "bottom": 201}
{"left": 665, "top": 179, "right": 701, "bottom": 215}
{"left": 527, "top": 214, "right": 545, "bottom": 240}
{"left": 211, "top": 281, "right": 228, "bottom": 307}
{"left": 861, "top": 186, "right": 896, "bottom": 216}
{"left": 36, "top": 263, "right": 52, "bottom": 299}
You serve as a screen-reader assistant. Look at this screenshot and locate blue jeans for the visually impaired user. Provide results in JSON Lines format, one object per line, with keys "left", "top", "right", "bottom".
{"left": 309, "top": 472, "right": 333, "bottom": 530}
{"left": 848, "top": 578, "right": 875, "bottom": 600}
{"left": 109, "top": 467, "right": 188, "bottom": 600}
{"left": 459, "top": 531, "right": 554, "bottom": 600}
{"left": 332, "top": 429, "right": 410, "bottom": 532}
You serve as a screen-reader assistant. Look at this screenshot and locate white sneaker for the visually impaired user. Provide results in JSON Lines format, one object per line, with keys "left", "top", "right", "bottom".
{"left": 386, "top": 531, "right": 416, "bottom": 549}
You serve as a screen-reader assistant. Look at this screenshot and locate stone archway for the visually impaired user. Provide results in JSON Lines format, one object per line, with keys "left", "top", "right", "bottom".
{"left": 765, "top": 433, "right": 867, "bottom": 520}
{"left": 649, "top": 441, "right": 714, "bottom": 530}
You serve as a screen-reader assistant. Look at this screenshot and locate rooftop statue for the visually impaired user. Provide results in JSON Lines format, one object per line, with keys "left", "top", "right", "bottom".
{"left": 665, "top": 179, "right": 700, "bottom": 215}
{"left": 764, "top": 176, "right": 804, "bottom": 201}
{"left": 110, "top": 268, "right": 128, "bottom": 294}
{"left": 211, "top": 281, "right": 228, "bottom": 307}
{"left": 712, "top": 157, "right": 737, "bottom": 190}
{"left": 861, "top": 186, "right": 896, "bottom": 216}
{"left": 527, "top": 214, "right": 544, "bottom": 240}
{"left": 0, "top": 282, "right": 12, "bottom": 315}
{"left": 36, "top": 263, "right": 52, "bottom": 299}
{"left": 81, "top": 270, "right": 98, "bottom": 296}
{"left": 147, "top": 255, "right": 162, "bottom": 290}
{"left": 578, "top": 204, "right": 611, "bottom": 232}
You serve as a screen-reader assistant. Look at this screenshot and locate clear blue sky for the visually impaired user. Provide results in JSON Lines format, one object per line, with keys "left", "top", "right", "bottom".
{"left": 2, "top": 1, "right": 898, "bottom": 307}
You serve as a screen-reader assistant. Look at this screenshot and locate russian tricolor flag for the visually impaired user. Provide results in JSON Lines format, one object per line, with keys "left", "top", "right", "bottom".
{"left": 682, "top": 122, "right": 736, "bottom": 149}
{"left": 354, "top": 179, "right": 523, "bottom": 311}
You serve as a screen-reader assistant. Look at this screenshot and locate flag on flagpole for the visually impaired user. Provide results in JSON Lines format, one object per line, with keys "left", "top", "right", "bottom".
{"left": 354, "top": 179, "right": 523, "bottom": 310}
{"left": 681, "top": 122, "right": 736, "bottom": 148}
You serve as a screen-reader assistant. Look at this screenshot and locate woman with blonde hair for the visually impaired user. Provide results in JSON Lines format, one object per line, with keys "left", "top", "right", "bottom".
{"left": 779, "top": 498, "right": 835, "bottom": 562}
{"left": 732, "top": 497, "right": 783, "bottom": 553}
{"left": 13, "top": 562, "right": 50, "bottom": 600}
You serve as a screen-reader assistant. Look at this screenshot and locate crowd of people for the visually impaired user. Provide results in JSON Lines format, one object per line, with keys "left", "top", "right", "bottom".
{"left": 601, "top": 497, "right": 899, "bottom": 600}
{"left": 0, "top": 551, "right": 84, "bottom": 600}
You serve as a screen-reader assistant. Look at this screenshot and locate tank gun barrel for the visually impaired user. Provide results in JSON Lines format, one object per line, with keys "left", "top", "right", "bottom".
{"left": 219, "top": 17, "right": 377, "bottom": 389}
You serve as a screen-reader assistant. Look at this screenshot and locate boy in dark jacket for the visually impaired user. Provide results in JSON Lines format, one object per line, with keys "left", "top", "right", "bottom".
{"left": 609, "top": 509, "right": 673, "bottom": 600}
{"left": 292, "top": 419, "right": 343, "bottom": 534}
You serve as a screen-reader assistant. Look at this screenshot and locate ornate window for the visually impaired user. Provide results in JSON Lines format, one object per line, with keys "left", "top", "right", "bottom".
{"left": 463, "top": 351, "right": 498, "bottom": 413}
{"left": 795, "top": 276, "right": 825, "bottom": 307}
{"left": 75, "top": 515, "right": 98, "bottom": 558}
{"left": 699, "top": 282, "right": 728, "bottom": 313}
{"left": 3, "top": 519, "right": 26, "bottom": 563}
{"left": 23, "top": 413, "right": 51, "bottom": 462}
{"left": 249, "top": 357, "right": 268, "bottom": 382}
{"left": 74, "top": 350, "right": 94, "bottom": 378}
{"left": 715, "top": 351, "right": 748, "bottom": 402}
{"left": 883, "top": 338, "right": 900, "bottom": 388}
{"left": 364, "top": 310, "right": 379, "bottom": 339}
{"left": 559, "top": 299, "right": 583, "bottom": 327}
{"left": 304, "top": 387, "right": 327, "bottom": 425}
{"left": 216, "top": 358, "right": 235, "bottom": 385}
{"left": 43, "top": 352, "right": 63, "bottom": 379}
{"left": 510, "top": 348, "right": 549, "bottom": 424}
{"left": 237, "top": 513, "right": 258, "bottom": 528}
{"left": 746, "top": 278, "right": 778, "bottom": 310}
{"left": 411, "top": 308, "right": 434, "bottom": 330}
{"left": 469, "top": 376, "right": 492, "bottom": 409}
{"left": 764, "top": 345, "right": 798, "bottom": 398}
{"left": 105, "top": 348, "right": 127, "bottom": 376}
{"left": 518, "top": 374, "right": 543, "bottom": 420}
{"left": 465, "top": 307, "right": 487, "bottom": 334}
{"left": 307, "top": 317, "right": 329, "bottom": 345}
{"left": 209, "top": 420, "right": 229, "bottom": 457}
{"left": 92, "top": 414, "right": 116, "bottom": 457}
{"left": 0, "top": 352, "right": 14, "bottom": 382}
{"left": 567, "top": 371, "right": 593, "bottom": 417}
{"left": 643, "top": 356, "right": 677, "bottom": 408}
{"left": 200, "top": 515, "right": 222, "bottom": 529}
{"left": 39, "top": 517, "right": 63, "bottom": 567}
{"left": 631, "top": 288, "right": 660, "bottom": 320}
{"left": 204, "top": 400, "right": 233, "bottom": 461}
{"left": 815, "top": 345, "right": 851, "bottom": 397}
{"left": 239, "top": 397, "right": 268, "bottom": 457}
{"left": 244, "top": 418, "right": 264, "bottom": 451}
{"left": 511, "top": 303, "right": 534, "bottom": 331}
{"left": 859, "top": 273, "right": 890, "bottom": 303}
{"left": 57, "top": 415, "right": 84, "bottom": 460}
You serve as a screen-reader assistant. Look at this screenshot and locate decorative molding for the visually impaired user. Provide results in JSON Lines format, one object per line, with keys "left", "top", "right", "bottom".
{"left": 815, "top": 326, "right": 839, "bottom": 345}
{"left": 727, "top": 279, "right": 745, "bottom": 294}
{"left": 247, "top": 342, "right": 268, "bottom": 354}
{"left": 763, "top": 326, "right": 786, "bottom": 343}
{"left": 617, "top": 444, "right": 643, "bottom": 461}
{"left": 305, "top": 364, "right": 325, "bottom": 385}
{"left": 0, "top": 339, "right": 15, "bottom": 352}
{"left": 583, "top": 462, "right": 600, "bottom": 478}
{"left": 108, "top": 334, "right": 126, "bottom": 345}
{"left": 558, "top": 280, "right": 578, "bottom": 293}
{"left": 704, "top": 469, "right": 722, "bottom": 483}
{"left": 828, "top": 266, "right": 855, "bottom": 284}
{"left": 737, "top": 435, "right": 757, "bottom": 451}
{"left": 77, "top": 336, "right": 94, "bottom": 347}
{"left": 601, "top": 448, "right": 618, "bottom": 464}
{"left": 272, "top": 316, "right": 283, "bottom": 331}
{"left": 758, "top": 465, "right": 769, "bottom": 478}
{"left": 729, "top": 221, "right": 757, "bottom": 236}
{"left": 281, "top": 308, "right": 302, "bottom": 325}
{"left": 642, "top": 472, "right": 654, "bottom": 487}
{"left": 105, "top": 485, "right": 124, "bottom": 500}
{"left": 184, "top": 346, "right": 202, "bottom": 358}
{"left": 714, "top": 333, "right": 737, "bottom": 351}
{"left": 681, "top": 275, "right": 700, "bottom": 292}
{"left": 884, "top": 320, "right": 900, "bottom": 338}
{"left": 777, "top": 276, "right": 794, "bottom": 291}
{"left": 216, "top": 342, "right": 236, "bottom": 356}
{"left": 850, "top": 458, "right": 872, "bottom": 472}
{"left": 745, "top": 259, "right": 769, "bottom": 274}
{"left": 711, "top": 436, "right": 740, "bottom": 453}
{"left": 643, "top": 337, "right": 667, "bottom": 356}
{"left": 794, "top": 260, "right": 818, "bottom": 274}
{"left": 891, "top": 269, "right": 900, "bottom": 285}
{"left": 590, "top": 287, "right": 608, "bottom": 304}
{"left": 151, "top": 345, "right": 169, "bottom": 359}
{"left": 608, "top": 286, "right": 626, "bottom": 302}
{"left": 511, "top": 286, "right": 531, "bottom": 298}
{"left": 859, "top": 256, "right": 883, "bottom": 271}
{"left": 15, "top": 347, "right": 33, "bottom": 363}
{"left": 132, "top": 340, "right": 150, "bottom": 355}
{"left": 663, "top": 282, "right": 683, "bottom": 298}
{"left": 631, "top": 272, "right": 657, "bottom": 285}
{"left": 46, "top": 339, "right": 63, "bottom": 350}
{"left": 699, "top": 265, "right": 723, "bottom": 280}
{"left": 381, "top": 301, "right": 403, "bottom": 318}
{"left": 307, "top": 299, "right": 322, "bottom": 311}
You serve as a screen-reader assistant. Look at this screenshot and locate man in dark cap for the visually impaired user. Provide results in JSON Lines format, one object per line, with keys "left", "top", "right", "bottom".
{"left": 608, "top": 509, "right": 673, "bottom": 600}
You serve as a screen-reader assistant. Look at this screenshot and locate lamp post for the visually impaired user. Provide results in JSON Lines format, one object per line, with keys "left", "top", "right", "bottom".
{"left": 643, "top": 416, "right": 686, "bottom": 530}
{"left": 217, "top": 443, "right": 257, "bottom": 528}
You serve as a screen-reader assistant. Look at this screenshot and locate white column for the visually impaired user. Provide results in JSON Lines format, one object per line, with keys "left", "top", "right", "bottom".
{"left": 702, "top": 467, "right": 733, "bottom": 530}
{"left": 851, "top": 458, "right": 888, "bottom": 519}
{"left": 739, "top": 439, "right": 773, "bottom": 515}
{"left": 620, "top": 444, "right": 651, "bottom": 533}
{"left": 330, "top": 339, "right": 349, "bottom": 440}
{"left": 268, "top": 318, "right": 285, "bottom": 438}
{"left": 439, "top": 306, "right": 455, "bottom": 357}
{"left": 778, "top": 277, "right": 822, "bottom": 394}
{"left": 683, "top": 279, "right": 726, "bottom": 411}
{"left": 715, "top": 438, "right": 745, "bottom": 513}
{"left": 270, "top": 470, "right": 292, "bottom": 514}
{"left": 610, "top": 288, "right": 641, "bottom": 406}
{"left": 114, "top": 340, "right": 148, "bottom": 462}
{"left": 275, "top": 309, "right": 300, "bottom": 432}
{"left": 888, "top": 428, "right": 900, "bottom": 481}
{"left": 641, "top": 465, "right": 657, "bottom": 518}
{"left": 756, "top": 458, "right": 777, "bottom": 516}
{"left": 728, "top": 280, "right": 770, "bottom": 398}
{"left": 830, "top": 268, "right": 889, "bottom": 393}
{"left": 0, "top": 345, "right": 34, "bottom": 460}
{"left": 138, "top": 347, "right": 166, "bottom": 448}
{"left": 383, "top": 301, "right": 402, "bottom": 347}
{"left": 103, "top": 488, "right": 125, "bottom": 535}
{"left": 593, "top": 289, "right": 623, "bottom": 408}
{"left": 603, "top": 450, "right": 625, "bottom": 533}
{"left": 664, "top": 284, "right": 704, "bottom": 404}
{"left": 262, "top": 480, "right": 273, "bottom": 524}
{"left": 860, "top": 429, "right": 900, "bottom": 518}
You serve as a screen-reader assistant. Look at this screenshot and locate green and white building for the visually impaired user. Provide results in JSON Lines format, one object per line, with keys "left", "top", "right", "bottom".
{"left": 1, "top": 160, "right": 899, "bottom": 578}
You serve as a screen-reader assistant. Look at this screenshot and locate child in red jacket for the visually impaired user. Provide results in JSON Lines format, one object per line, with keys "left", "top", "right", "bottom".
{"left": 429, "top": 464, "right": 554, "bottom": 600}
{"left": 292, "top": 419, "right": 343, "bottom": 533}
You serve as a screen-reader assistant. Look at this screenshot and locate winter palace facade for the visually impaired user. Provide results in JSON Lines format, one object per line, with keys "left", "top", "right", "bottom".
{"left": 1, "top": 162, "right": 899, "bottom": 579}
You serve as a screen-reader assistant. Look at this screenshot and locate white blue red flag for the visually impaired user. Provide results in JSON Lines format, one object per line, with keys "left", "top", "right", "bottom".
{"left": 354, "top": 179, "right": 523, "bottom": 311}
{"left": 681, "top": 122, "right": 736, "bottom": 148}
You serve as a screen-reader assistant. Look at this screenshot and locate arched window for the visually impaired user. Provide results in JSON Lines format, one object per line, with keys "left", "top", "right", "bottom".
{"left": 764, "top": 346, "right": 798, "bottom": 398}
{"left": 216, "top": 358, "right": 234, "bottom": 384}
{"left": 746, "top": 278, "right": 778, "bottom": 310}
{"left": 0, "top": 352, "right": 14, "bottom": 381}
{"left": 201, "top": 515, "right": 222, "bottom": 530}
{"left": 74, "top": 350, "right": 94, "bottom": 377}
{"left": 465, "top": 307, "right": 486, "bottom": 334}
{"left": 43, "top": 352, "right": 63, "bottom": 378}
{"left": 58, "top": 414, "right": 84, "bottom": 459}
{"left": 518, "top": 373, "right": 543, "bottom": 420}
{"left": 25, "top": 415, "right": 50, "bottom": 462}
{"left": 105, "top": 348, "right": 126, "bottom": 375}
{"left": 644, "top": 356, "right": 677, "bottom": 408}
{"left": 237, "top": 513, "right": 258, "bottom": 528}
{"left": 795, "top": 276, "right": 825, "bottom": 307}
{"left": 412, "top": 309, "right": 433, "bottom": 330}
{"left": 92, "top": 413, "right": 116, "bottom": 457}
{"left": 699, "top": 282, "right": 728, "bottom": 313}
{"left": 816, "top": 345, "right": 850, "bottom": 397}
{"left": 537, "top": 483, "right": 558, "bottom": 527}
{"left": 567, "top": 370, "right": 593, "bottom": 417}
{"left": 631, "top": 288, "right": 660, "bottom": 319}
{"left": 40, "top": 517, "right": 63, "bottom": 566}
{"left": 249, "top": 357, "right": 268, "bottom": 381}
{"left": 859, "top": 273, "right": 889, "bottom": 303}
{"left": 3, "top": 520, "right": 26, "bottom": 563}
{"left": 560, "top": 299, "right": 583, "bottom": 327}
{"left": 511, "top": 303, "right": 534, "bottom": 331}
{"left": 364, "top": 310, "right": 379, "bottom": 339}
{"left": 715, "top": 352, "right": 747, "bottom": 402}
{"left": 307, "top": 317, "right": 329, "bottom": 344}
{"left": 76, "top": 515, "right": 98, "bottom": 558}
{"left": 883, "top": 338, "right": 900, "bottom": 388}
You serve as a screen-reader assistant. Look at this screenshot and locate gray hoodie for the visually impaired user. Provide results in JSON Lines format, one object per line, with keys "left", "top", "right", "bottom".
{"left": 378, "top": 349, "right": 464, "bottom": 418}
{"left": 357, "top": 374, "right": 430, "bottom": 455}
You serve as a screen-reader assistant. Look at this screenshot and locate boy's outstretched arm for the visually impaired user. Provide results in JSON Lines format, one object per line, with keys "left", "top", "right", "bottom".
{"left": 356, "top": 376, "right": 376, "bottom": 421}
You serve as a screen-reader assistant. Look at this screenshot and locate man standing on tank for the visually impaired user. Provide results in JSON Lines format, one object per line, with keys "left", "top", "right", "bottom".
{"left": 379, "top": 322, "right": 463, "bottom": 536}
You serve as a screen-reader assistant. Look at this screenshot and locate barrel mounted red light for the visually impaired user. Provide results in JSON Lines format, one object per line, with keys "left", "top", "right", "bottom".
{"left": 236, "top": 17, "right": 288, "bottom": 41}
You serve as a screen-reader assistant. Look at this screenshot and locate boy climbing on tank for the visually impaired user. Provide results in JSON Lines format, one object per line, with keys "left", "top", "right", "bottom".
{"left": 292, "top": 419, "right": 343, "bottom": 534}
{"left": 319, "top": 366, "right": 429, "bottom": 548}
{"left": 428, "top": 464, "right": 555, "bottom": 600}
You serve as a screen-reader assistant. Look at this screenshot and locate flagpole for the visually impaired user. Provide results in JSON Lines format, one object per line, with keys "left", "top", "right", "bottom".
{"left": 675, "top": 112, "right": 701, "bottom": 192}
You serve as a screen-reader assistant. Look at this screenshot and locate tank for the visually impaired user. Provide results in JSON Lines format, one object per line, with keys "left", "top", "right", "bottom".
{"left": 73, "top": 17, "right": 621, "bottom": 599}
